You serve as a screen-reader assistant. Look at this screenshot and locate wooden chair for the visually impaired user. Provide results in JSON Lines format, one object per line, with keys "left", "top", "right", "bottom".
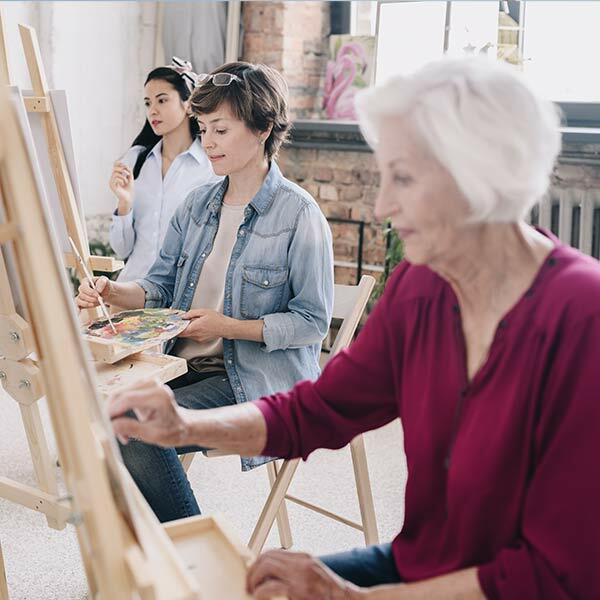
{"left": 181, "top": 275, "right": 379, "bottom": 554}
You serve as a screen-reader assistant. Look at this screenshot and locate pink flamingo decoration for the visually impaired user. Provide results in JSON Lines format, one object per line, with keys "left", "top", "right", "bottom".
{"left": 323, "top": 41, "right": 369, "bottom": 120}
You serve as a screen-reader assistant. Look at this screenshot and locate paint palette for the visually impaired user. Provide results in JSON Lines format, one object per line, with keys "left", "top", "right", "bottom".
{"left": 83, "top": 308, "right": 189, "bottom": 364}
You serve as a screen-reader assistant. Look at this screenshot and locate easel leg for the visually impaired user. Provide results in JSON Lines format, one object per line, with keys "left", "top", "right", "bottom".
{"left": 0, "top": 540, "right": 9, "bottom": 600}
{"left": 19, "top": 403, "right": 63, "bottom": 530}
{"left": 78, "top": 542, "right": 99, "bottom": 600}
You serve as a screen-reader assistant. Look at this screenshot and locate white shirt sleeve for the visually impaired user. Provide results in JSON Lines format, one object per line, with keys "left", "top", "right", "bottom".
{"left": 108, "top": 146, "right": 143, "bottom": 259}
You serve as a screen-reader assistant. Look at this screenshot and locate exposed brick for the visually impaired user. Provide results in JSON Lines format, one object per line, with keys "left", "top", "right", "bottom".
{"left": 242, "top": 1, "right": 328, "bottom": 120}
{"left": 334, "top": 266, "right": 357, "bottom": 286}
{"left": 335, "top": 169, "right": 355, "bottom": 185}
{"left": 366, "top": 246, "right": 386, "bottom": 265}
{"left": 314, "top": 167, "right": 334, "bottom": 183}
{"left": 303, "top": 183, "right": 320, "bottom": 198}
{"left": 349, "top": 204, "right": 376, "bottom": 222}
{"left": 339, "top": 186, "right": 364, "bottom": 202}
{"left": 319, "top": 184, "right": 338, "bottom": 202}
{"left": 321, "top": 203, "right": 350, "bottom": 219}
{"left": 351, "top": 167, "right": 376, "bottom": 186}
{"left": 331, "top": 222, "right": 359, "bottom": 242}
{"left": 241, "top": 1, "right": 388, "bottom": 277}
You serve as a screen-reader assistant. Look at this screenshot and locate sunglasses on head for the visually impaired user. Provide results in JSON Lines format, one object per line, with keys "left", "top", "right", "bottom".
{"left": 195, "top": 72, "right": 243, "bottom": 87}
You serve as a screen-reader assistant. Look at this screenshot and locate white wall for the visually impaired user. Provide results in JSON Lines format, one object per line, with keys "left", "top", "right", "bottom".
{"left": 2, "top": 1, "right": 157, "bottom": 216}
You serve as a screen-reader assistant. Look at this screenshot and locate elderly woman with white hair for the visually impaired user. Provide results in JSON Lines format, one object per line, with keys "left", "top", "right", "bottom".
{"left": 108, "top": 57, "right": 600, "bottom": 599}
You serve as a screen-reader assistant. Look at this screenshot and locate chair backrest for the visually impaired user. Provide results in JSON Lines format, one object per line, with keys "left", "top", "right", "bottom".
{"left": 321, "top": 275, "right": 376, "bottom": 367}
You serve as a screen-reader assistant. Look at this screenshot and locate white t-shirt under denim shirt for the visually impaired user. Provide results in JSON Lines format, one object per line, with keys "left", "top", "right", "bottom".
{"left": 109, "top": 137, "right": 221, "bottom": 281}
{"left": 172, "top": 202, "right": 247, "bottom": 372}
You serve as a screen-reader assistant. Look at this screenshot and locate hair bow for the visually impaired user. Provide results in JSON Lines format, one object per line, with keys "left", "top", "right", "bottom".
{"left": 169, "top": 56, "right": 198, "bottom": 91}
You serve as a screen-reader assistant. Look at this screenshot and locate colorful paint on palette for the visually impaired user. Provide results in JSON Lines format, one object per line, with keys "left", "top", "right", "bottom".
{"left": 83, "top": 308, "right": 188, "bottom": 346}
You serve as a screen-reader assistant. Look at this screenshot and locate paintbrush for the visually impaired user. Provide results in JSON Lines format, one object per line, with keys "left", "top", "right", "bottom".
{"left": 68, "top": 237, "right": 118, "bottom": 334}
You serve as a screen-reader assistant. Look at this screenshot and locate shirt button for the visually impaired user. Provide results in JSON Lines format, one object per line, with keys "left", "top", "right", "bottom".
{"left": 227, "top": 359, "right": 233, "bottom": 365}
{"left": 238, "top": 230, "right": 245, "bottom": 237}
{"left": 263, "top": 280, "right": 269, "bottom": 286}
{"left": 189, "top": 282, "right": 194, "bottom": 288}
{"left": 201, "top": 252, "right": 206, "bottom": 258}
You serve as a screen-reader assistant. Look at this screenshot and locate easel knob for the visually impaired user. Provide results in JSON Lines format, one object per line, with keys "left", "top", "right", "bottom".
{"left": 0, "top": 313, "right": 34, "bottom": 360}
{"left": 0, "top": 357, "right": 43, "bottom": 405}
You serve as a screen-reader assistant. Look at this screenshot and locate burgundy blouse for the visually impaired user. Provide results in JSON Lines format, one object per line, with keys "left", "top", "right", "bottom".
{"left": 256, "top": 234, "right": 600, "bottom": 599}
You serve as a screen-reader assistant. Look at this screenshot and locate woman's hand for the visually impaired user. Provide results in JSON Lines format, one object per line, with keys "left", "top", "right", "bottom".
{"left": 108, "top": 378, "right": 189, "bottom": 447}
{"left": 110, "top": 161, "right": 134, "bottom": 214}
{"left": 179, "top": 309, "right": 233, "bottom": 344}
{"left": 76, "top": 275, "right": 113, "bottom": 309}
{"left": 247, "top": 550, "right": 365, "bottom": 600}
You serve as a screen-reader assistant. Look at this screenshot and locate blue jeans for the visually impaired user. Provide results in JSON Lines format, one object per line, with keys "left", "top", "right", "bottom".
{"left": 119, "top": 369, "right": 236, "bottom": 523}
{"left": 320, "top": 543, "right": 402, "bottom": 588}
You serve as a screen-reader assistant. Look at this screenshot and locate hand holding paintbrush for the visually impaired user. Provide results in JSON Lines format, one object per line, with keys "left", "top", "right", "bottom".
{"left": 68, "top": 237, "right": 118, "bottom": 334}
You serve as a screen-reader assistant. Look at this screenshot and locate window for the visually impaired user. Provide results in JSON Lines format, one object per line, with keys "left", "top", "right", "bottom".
{"left": 372, "top": 1, "right": 600, "bottom": 106}
{"left": 522, "top": 2, "right": 600, "bottom": 103}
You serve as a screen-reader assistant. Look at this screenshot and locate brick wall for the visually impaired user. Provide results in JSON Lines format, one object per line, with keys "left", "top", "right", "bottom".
{"left": 242, "top": 1, "right": 329, "bottom": 119}
{"left": 277, "top": 147, "right": 385, "bottom": 285}
{"left": 241, "top": 1, "right": 386, "bottom": 284}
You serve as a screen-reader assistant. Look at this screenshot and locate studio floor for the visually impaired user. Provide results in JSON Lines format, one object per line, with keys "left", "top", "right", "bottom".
{"left": 0, "top": 384, "right": 407, "bottom": 599}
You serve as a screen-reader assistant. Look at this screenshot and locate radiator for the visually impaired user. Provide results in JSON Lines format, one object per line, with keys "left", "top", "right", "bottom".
{"left": 531, "top": 188, "right": 600, "bottom": 258}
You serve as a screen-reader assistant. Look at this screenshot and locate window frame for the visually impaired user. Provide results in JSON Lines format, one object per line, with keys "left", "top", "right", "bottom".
{"left": 291, "top": 0, "right": 600, "bottom": 148}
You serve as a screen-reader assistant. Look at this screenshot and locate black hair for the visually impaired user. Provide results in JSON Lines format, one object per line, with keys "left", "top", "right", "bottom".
{"left": 130, "top": 66, "right": 199, "bottom": 179}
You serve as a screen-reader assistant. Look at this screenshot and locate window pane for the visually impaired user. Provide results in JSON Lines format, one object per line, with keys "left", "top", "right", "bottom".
{"left": 447, "top": 1, "right": 499, "bottom": 57}
{"left": 523, "top": 2, "right": 600, "bottom": 101}
{"left": 351, "top": 1, "right": 378, "bottom": 36}
{"left": 376, "top": 2, "right": 446, "bottom": 82}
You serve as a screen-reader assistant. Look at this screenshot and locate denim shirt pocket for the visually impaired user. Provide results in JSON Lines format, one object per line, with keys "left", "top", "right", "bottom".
{"left": 240, "top": 265, "right": 288, "bottom": 319}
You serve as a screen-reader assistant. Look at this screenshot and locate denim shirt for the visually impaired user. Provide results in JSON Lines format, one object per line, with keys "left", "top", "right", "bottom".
{"left": 136, "top": 162, "right": 334, "bottom": 470}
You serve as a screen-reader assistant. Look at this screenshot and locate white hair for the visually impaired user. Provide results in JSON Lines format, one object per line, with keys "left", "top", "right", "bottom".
{"left": 355, "top": 58, "right": 562, "bottom": 223}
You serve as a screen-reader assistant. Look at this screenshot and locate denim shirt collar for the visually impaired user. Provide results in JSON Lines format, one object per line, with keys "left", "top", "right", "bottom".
{"left": 206, "top": 161, "right": 283, "bottom": 216}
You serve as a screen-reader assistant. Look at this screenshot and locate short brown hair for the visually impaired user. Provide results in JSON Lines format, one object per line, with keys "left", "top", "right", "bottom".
{"left": 190, "top": 62, "right": 290, "bottom": 160}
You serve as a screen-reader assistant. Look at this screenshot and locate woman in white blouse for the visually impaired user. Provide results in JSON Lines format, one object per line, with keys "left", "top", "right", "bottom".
{"left": 109, "top": 58, "right": 220, "bottom": 281}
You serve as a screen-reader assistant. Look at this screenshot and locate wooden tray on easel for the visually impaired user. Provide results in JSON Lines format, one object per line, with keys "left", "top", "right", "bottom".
{"left": 165, "top": 515, "right": 257, "bottom": 600}
{"left": 86, "top": 335, "right": 175, "bottom": 364}
{"left": 94, "top": 351, "right": 186, "bottom": 397}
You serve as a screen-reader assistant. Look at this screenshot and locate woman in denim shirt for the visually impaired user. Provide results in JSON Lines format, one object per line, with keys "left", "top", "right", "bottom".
{"left": 77, "top": 62, "right": 334, "bottom": 522}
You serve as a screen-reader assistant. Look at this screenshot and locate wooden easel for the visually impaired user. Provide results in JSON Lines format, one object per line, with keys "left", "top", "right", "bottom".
{"left": 0, "top": 14, "right": 67, "bottom": 530}
{"left": 0, "top": 62, "right": 276, "bottom": 600}
{"left": 0, "top": 13, "right": 187, "bottom": 532}
{"left": 15, "top": 22, "right": 123, "bottom": 277}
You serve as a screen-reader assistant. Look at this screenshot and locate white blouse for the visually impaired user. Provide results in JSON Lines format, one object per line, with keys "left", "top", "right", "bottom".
{"left": 109, "top": 138, "right": 220, "bottom": 281}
